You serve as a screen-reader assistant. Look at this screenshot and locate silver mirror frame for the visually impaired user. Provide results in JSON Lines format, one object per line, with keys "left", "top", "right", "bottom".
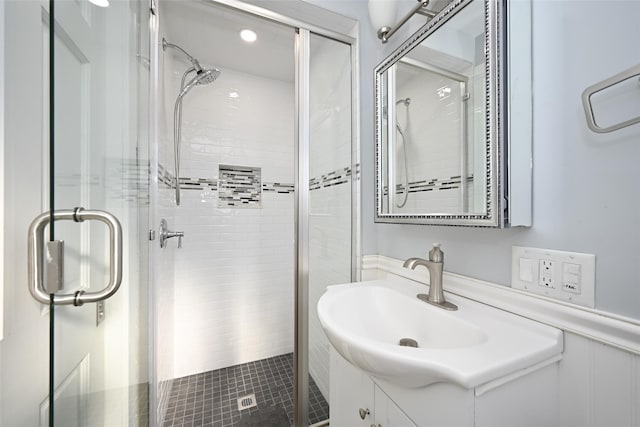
{"left": 374, "top": 0, "right": 505, "bottom": 227}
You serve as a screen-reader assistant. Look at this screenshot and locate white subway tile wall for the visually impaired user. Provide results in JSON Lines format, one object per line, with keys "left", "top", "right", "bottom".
{"left": 308, "top": 182, "right": 351, "bottom": 400}
{"left": 161, "top": 62, "right": 296, "bottom": 379}
{"left": 156, "top": 186, "right": 177, "bottom": 421}
{"left": 308, "top": 33, "right": 354, "bottom": 402}
{"left": 172, "top": 189, "right": 295, "bottom": 377}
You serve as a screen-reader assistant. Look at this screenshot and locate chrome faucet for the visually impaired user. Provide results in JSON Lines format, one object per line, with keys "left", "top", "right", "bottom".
{"left": 403, "top": 244, "right": 458, "bottom": 311}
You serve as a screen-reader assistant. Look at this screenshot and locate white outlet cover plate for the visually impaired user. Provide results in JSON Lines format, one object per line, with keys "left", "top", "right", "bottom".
{"left": 511, "top": 246, "right": 595, "bottom": 308}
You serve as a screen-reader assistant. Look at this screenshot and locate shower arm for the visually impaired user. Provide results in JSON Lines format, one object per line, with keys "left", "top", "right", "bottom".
{"left": 163, "top": 38, "right": 203, "bottom": 73}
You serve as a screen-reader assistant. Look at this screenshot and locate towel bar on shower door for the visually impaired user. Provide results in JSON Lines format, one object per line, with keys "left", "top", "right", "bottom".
{"left": 582, "top": 63, "right": 640, "bottom": 133}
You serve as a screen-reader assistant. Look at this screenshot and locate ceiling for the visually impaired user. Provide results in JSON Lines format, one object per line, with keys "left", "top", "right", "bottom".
{"left": 161, "top": 0, "right": 296, "bottom": 82}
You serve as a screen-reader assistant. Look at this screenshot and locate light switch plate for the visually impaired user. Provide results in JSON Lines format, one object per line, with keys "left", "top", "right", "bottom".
{"left": 511, "top": 246, "right": 595, "bottom": 308}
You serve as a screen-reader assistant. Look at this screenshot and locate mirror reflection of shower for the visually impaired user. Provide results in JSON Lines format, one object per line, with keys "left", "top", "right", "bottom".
{"left": 162, "top": 37, "right": 221, "bottom": 205}
{"left": 395, "top": 97, "right": 411, "bottom": 208}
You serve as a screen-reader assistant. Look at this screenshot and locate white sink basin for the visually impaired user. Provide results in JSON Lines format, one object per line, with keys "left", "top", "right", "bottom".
{"left": 317, "top": 279, "right": 563, "bottom": 389}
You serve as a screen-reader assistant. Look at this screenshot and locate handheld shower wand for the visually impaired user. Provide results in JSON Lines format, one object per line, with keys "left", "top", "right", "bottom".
{"left": 395, "top": 98, "right": 411, "bottom": 208}
{"left": 163, "top": 38, "right": 221, "bottom": 206}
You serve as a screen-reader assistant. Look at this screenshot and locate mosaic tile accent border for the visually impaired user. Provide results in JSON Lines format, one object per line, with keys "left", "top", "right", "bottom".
{"left": 157, "top": 163, "right": 358, "bottom": 195}
{"left": 384, "top": 174, "right": 475, "bottom": 195}
{"left": 218, "top": 165, "right": 262, "bottom": 208}
{"left": 310, "top": 166, "right": 352, "bottom": 190}
{"left": 263, "top": 182, "right": 295, "bottom": 193}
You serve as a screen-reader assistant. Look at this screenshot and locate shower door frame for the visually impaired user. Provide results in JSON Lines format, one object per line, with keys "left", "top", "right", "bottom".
{"left": 147, "top": 1, "right": 360, "bottom": 426}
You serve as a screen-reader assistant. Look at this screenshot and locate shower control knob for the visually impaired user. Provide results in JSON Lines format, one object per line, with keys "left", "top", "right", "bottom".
{"left": 159, "top": 218, "right": 185, "bottom": 249}
{"left": 359, "top": 408, "right": 370, "bottom": 419}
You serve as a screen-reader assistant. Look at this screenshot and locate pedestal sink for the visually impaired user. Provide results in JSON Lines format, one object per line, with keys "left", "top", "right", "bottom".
{"left": 317, "top": 279, "right": 563, "bottom": 389}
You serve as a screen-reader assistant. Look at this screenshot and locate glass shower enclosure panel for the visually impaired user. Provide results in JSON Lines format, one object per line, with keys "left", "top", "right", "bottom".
{"left": 307, "top": 33, "right": 353, "bottom": 425}
{"left": 46, "top": 0, "right": 150, "bottom": 425}
{"left": 155, "top": 2, "right": 298, "bottom": 425}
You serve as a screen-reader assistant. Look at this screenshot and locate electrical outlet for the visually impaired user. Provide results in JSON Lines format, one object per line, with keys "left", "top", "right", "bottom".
{"left": 538, "top": 259, "right": 555, "bottom": 288}
{"left": 511, "top": 246, "right": 595, "bottom": 308}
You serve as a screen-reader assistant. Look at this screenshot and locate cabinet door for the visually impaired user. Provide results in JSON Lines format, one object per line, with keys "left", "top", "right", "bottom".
{"left": 374, "top": 385, "right": 417, "bottom": 427}
{"left": 330, "top": 348, "right": 375, "bottom": 426}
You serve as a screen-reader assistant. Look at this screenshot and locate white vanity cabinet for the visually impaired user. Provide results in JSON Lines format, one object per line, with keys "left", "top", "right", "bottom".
{"left": 330, "top": 348, "right": 417, "bottom": 427}
{"left": 374, "top": 387, "right": 417, "bottom": 427}
{"left": 329, "top": 346, "right": 375, "bottom": 426}
{"left": 330, "top": 348, "right": 559, "bottom": 427}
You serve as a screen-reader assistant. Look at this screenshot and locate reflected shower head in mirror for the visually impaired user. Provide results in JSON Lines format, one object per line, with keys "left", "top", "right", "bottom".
{"left": 162, "top": 37, "right": 221, "bottom": 206}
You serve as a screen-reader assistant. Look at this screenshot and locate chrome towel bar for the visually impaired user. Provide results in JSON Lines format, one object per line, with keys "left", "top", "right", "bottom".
{"left": 582, "top": 63, "right": 640, "bottom": 133}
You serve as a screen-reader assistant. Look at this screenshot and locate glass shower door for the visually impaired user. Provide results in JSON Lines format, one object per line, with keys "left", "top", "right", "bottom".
{"left": 39, "top": 0, "right": 150, "bottom": 425}
{"left": 307, "top": 32, "right": 354, "bottom": 426}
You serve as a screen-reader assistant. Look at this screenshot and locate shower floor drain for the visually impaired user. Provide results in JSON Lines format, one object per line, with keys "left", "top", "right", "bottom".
{"left": 237, "top": 394, "right": 257, "bottom": 411}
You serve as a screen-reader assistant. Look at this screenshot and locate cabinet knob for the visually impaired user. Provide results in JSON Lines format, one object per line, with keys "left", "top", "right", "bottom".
{"left": 359, "top": 407, "right": 370, "bottom": 419}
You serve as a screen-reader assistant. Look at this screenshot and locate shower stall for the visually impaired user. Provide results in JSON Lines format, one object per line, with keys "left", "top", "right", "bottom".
{"left": 152, "top": 1, "right": 357, "bottom": 426}
{"left": 1, "top": 0, "right": 356, "bottom": 426}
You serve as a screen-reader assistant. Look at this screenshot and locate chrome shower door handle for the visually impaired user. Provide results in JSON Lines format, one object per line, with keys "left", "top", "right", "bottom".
{"left": 28, "top": 207, "right": 123, "bottom": 306}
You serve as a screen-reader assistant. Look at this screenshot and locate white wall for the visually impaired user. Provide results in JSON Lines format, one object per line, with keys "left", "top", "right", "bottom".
{"left": 558, "top": 332, "right": 640, "bottom": 427}
{"left": 311, "top": 0, "right": 640, "bottom": 321}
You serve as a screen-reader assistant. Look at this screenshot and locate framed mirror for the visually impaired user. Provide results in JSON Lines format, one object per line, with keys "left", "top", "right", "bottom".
{"left": 374, "top": 0, "right": 532, "bottom": 227}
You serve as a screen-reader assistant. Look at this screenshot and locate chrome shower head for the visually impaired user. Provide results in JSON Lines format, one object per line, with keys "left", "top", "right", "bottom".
{"left": 177, "top": 68, "right": 221, "bottom": 100}
{"left": 194, "top": 68, "right": 221, "bottom": 85}
{"left": 396, "top": 98, "right": 411, "bottom": 107}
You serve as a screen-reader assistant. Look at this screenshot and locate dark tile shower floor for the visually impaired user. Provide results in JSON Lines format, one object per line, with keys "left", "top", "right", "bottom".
{"left": 161, "top": 353, "right": 329, "bottom": 427}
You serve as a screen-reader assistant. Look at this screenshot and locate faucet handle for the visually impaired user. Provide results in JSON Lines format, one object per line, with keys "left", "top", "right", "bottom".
{"left": 429, "top": 243, "right": 444, "bottom": 262}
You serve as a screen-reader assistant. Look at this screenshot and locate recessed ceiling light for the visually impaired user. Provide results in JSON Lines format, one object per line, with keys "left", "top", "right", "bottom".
{"left": 89, "top": 0, "right": 109, "bottom": 7}
{"left": 240, "top": 29, "right": 257, "bottom": 43}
